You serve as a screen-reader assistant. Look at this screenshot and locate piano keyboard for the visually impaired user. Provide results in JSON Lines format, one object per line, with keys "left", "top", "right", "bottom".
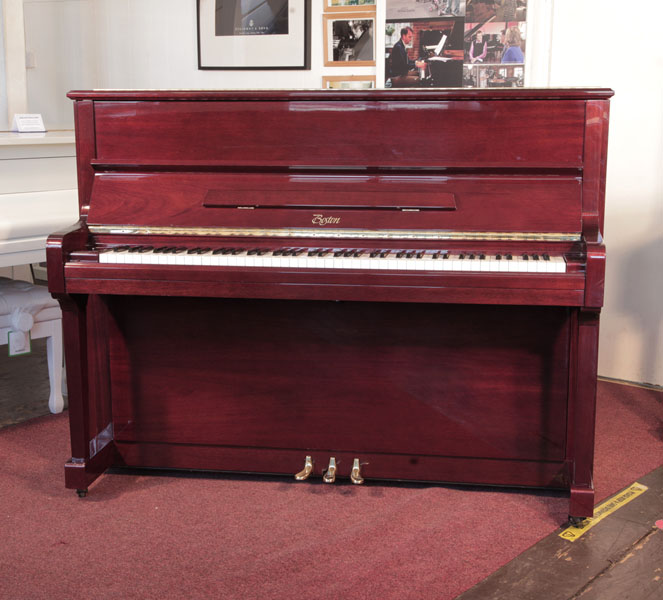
{"left": 99, "top": 246, "right": 567, "bottom": 273}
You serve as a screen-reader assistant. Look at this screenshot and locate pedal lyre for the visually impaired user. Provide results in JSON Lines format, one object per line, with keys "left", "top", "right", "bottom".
{"left": 323, "top": 457, "right": 337, "bottom": 483}
{"left": 350, "top": 458, "right": 364, "bottom": 485}
{"left": 294, "top": 455, "right": 314, "bottom": 481}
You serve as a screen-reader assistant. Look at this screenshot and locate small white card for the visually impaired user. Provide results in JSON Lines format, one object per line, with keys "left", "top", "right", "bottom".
{"left": 11, "top": 113, "right": 47, "bottom": 133}
{"left": 8, "top": 330, "right": 32, "bottom": 356}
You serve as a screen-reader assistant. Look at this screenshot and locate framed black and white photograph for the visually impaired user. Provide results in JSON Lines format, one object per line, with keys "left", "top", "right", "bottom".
{"left": 323, "top": 12, "right": 375, "bottom": 67}
{"left": 197, "top": 0, "right": 310, "bottom": 69}
{"left": 325, "top": 0, "right": 376, "bottom": 12}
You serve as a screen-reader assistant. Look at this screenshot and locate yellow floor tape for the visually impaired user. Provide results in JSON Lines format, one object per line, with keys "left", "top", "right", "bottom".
{"left": 559, "top": 482, "right": 649, "bottom": 542}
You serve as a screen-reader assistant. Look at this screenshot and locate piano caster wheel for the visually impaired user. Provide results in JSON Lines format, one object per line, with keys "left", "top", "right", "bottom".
{"left": 294, "top": 456, "right": 314, "bottom": 481}
{"left": 76, "top": 489, "right": 88, "bottom": 498}
{"left": 323, "top": 457, "right": 337, "bottom": 484}
{"left": 568, "top": 515, "right": 587, "bottom": 527}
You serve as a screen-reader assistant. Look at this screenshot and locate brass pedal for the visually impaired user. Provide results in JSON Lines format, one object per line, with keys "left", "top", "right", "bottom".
{"left": 350, "top": 458, "right": 364, "bottom": 485}
{"left": 323, "top": 457, "right": 337, "bottom": 483}
{"left": 294, "top": 455, "right": 314, "bottom": 481}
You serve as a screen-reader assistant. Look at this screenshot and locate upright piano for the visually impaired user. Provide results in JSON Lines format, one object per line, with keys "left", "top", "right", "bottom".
{"left": 48, "top": 89, "right": 612, "bottom": 520}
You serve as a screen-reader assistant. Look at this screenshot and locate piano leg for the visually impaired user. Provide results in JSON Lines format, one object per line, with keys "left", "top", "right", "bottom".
{"left": 56, "top": 294, "right": 116, "bottom": 496}
{"left": 568, "top": 308, "right": 601, "bottom": 520}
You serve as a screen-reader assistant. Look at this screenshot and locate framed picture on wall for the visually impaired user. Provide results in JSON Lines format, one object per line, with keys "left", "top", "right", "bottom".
{"left": 325, "top": 0, "right": 376, "bottom": 12}
{"left": 323, "top": 12, "right": 376, "bottom": 67}
{"left": 322, "top": 75, "right": 376, "bottom": 89}
{"left": 197, "top": 0, "right": 310, "bottom": 69}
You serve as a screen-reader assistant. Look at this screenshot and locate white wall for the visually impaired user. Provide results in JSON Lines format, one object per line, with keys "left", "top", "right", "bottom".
{"left": 0, "top": 1, "right": 9, "bottom": 130}
{"left": 23, "top": 0, "right": 98, "bottom": 130}
{"left": 544, "top": 0, "right": 663, "bottom": 386}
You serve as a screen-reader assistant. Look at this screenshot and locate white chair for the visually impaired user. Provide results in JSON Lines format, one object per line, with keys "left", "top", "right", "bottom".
{"left": 0, "top": 277, "right": 65, "bottom": 413}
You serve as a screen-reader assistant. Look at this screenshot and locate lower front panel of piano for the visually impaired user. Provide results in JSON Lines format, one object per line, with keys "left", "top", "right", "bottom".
{"left": 104, "top": 296, "right": 572, "bottom": 489}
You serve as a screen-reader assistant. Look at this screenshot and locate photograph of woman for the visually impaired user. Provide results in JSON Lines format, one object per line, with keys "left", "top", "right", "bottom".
{"left": 501, "top": 25, "right": 524, "bottom": 63}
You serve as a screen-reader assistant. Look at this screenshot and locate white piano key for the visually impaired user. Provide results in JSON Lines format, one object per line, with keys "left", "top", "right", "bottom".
{"left": 451, "top": 256, "right": 464, "bottom": 272}
{"left": 553, "top": 257, "right": 566, "bottom": 273}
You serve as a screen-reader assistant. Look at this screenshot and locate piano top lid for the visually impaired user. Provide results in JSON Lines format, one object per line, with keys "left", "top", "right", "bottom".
{"left": 66, "top": 88, "right": 615, "bottom": 102}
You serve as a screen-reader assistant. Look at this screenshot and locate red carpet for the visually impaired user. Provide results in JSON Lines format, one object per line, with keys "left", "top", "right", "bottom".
{"left": 0, "top": 381, "right": 661, "bottom": 600}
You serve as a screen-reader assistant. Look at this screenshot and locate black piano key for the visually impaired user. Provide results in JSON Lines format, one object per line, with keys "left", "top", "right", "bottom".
{"left": 334, "top": 249, "right": 345, "bottom": 257}
{"left": 533, "top": 254, "right": 540, "bottom": 261}
{"left": 405, "top": 251, "right": 415, "bottom": 259}
{"left": 307, "top": 249, "right": 319, "bottom": 257}
{"left": 172, "top": 247, "right": 186, "bottom": 254}
{"left": 442, "top": 253, "right": 449, "bottom": 259}
{"left": 319, "top": 250, "right": 330, "bottom": 257}
{"left": 396, "top": 251, "right": 406, "bottom": 258}
{"left": 212, "top": 248, "right": 226, "bottom": 255}
{"left": 479, "top": 253, "right": 486, "bottom": 260}
{"left": 369, "top": 250, "right": 380, "bottom": 258}
{"left": 128, "top": 246, "right": 143, "bottom": 253}
{"left": 506, "top": 254, "right": 513, "bottom": 260}
{"left": 343, "top": 249, "right": 355, "bottom": 257}
{"left": 496, "top": 254, "right": 502, "bottom": 260}
{"left": 153, "top": 247, "right": 167, "bottom": 254}
{"left": 248, "top": 248, "right": 259, "bottom": 255}
{"left": 257, "top": 248, "right": 270, "bottom": 256}
{"left": 380, "top": 251, "right": 389, "bottom": 258}
{"left": 432, "top": 251, "right": 440, "bottom": 259}
{"left": 231, "top": 248, "right": 243, "bottom": 255}
{"left": 522, "top": 254, "right": 529, "bottom": 260}
{"left": 187, "top": 247, "right": 201, "bottom": 254}
{"left": 468, "top": 253, "right": 475, "bottom": 260}
{"left": 458, "top": 253, "right": 465, "bottom": 259}
{"left": 293, "top": 249, "right": 306, "bottom": 256}
{"left": 416, "top": 251, "right": 425, "bottom": 259}
{"left": 543, "top": 254, "right": 550, "bottom": 261}
{"left": 137, "top": 246, "right": 153, "bottom": 253}
{"left": 114, "top": 245, "right": 131, "bottom": 252}
{"left": 273, "top": 249, "right": 284, "bottom": 256}
{"left": 354, "top": 250, "right": 365, "bottom": 257}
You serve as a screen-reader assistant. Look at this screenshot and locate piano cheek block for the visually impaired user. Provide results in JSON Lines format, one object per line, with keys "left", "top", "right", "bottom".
{"left": 57, "top": 88, "right": 612, "bottom": 522}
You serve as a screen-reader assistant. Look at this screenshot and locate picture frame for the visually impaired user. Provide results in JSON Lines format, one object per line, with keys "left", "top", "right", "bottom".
{"left": 322, "top": 12, "right": 376, "bottom": 67}
{"left": 197, "top": 0, "right": 310, "bottom": 70}
{"left": 322, "top": 75, "right": 376, "bottom": 89}
{"left": 324, "top": 0, "right": 376, "bottom": 12}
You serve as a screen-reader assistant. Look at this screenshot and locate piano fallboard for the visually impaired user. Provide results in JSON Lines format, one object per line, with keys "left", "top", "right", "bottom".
{"left": 49, "top": 89, "right": 612, "bottom": 520}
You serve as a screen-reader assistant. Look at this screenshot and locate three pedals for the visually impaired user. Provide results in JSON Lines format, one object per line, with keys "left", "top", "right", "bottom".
{"left": 294, "top": 456, "right": 364, "bottom": 485}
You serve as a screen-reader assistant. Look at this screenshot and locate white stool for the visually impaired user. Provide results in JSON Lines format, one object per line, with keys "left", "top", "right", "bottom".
{"left": 0, "top": 277, "right": 65, "bottom": 413}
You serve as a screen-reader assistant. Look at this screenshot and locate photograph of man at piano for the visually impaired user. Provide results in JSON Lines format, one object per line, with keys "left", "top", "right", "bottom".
{"left": 387, "top": 26, "right": 428, "bottom": 86}
{"left": 323, "top": 13, "right": 375, "bottom": 66}
{"left": 386, "top": 18, "right": 465, "bottom": 87}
